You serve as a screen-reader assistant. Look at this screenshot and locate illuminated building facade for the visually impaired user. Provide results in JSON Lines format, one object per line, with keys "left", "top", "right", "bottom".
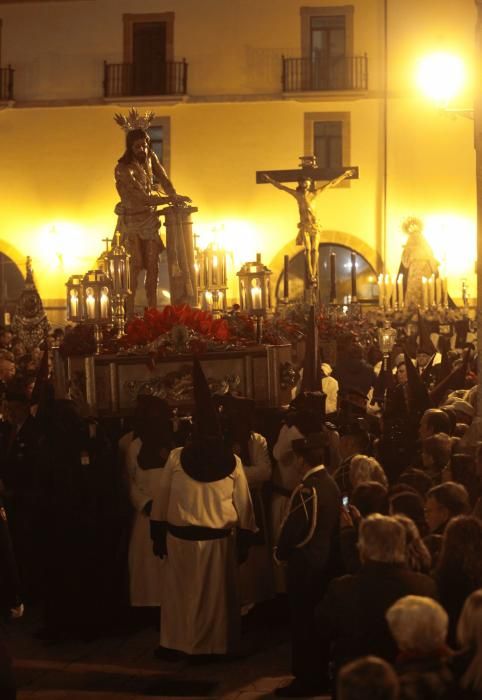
{"left": 0, "top": 0, "right": 476, "bottom": 321}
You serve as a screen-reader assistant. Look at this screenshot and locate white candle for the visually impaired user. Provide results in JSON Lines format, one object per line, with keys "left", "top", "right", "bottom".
{"left": 204, "top": 290, "right": 213, "bottom": 310}
{"left": 428, "top": 274, "right": 435, "bottom": 307}
{"left": 86, "top": 293, "right": 95, "bottom": 319}
{"left": 378, "top": 274, "right": 384, "bottom": 308}
{"left": 397, "top": 274, "right": 404, "bottom": 309}
{"left": 435, "top": 277, "right": 442, "bottom": 308}
{"left": 251, "top": 286, "right": 262, "bottom": 310}
{"left": 212, "top": 255, "right": 218, "bottom": 285}
{"left": 442, "top": 276, "right": 448, "bottom": 308}
{"left": 385, "top": 274, "right": 392, "bottom": 309}
{"left": 422, "top": 277, "right": 428, "bottom": 309}
{"left": 100, "top": 292, "right": 109, "bottom": 319}
{"left": 70, "top": 291, "right": 79, "bottom": 318}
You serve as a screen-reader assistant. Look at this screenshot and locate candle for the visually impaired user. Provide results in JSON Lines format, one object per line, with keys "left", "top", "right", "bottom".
{"left": 70, "top": 290, "right": 79, "bottom": 318}
{"left": 283, "top": 255, "right": 289, "bottom": 299}
{"left": 330, "top": 252, "right": 337, "bottom": 302}
{"left": 385, "top": 274, "right": 392, "bottom": 309}
{"left": 350, "top": 252, "right": 357, "bottom": 301}
{"left": 435, "top": 277, "right": 442, "bottom": 308}
{"left": 378, "top": 274, "right": 384, "bottom": 308}
{"left": 251, "top": 286, "right": 262, "bottom": 310}
{"left": 100, "top": 292, "right": 109, "bottom": 319}
{"left": 397, "top": 274, "right": 404, "bottom": 309}
{"left": 428, "top": 274, "right": 435, "bottom": 307}
{"left": 442, "top": 275, "right": 448, "bottom": 308}
{"left": 391, "top": 274, "right": 397, "bottom": 309}
{"left": 204, "top": 290, "right": 213, "bottom": 310}
{"left": 86, "top": 293, "right": 95, "bottom": 320}
{"left": 422, "top": 277, "right": 428, "bottom": 309}
{"left": 194, "top": 261, "right": 201, "bottom": 288}
{"left": 212, "top": 254, "right": 218, "bottom": 285}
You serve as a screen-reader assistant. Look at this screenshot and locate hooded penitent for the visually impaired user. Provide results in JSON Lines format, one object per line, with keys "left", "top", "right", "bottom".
{"left": 403, "top": 347, "right": 432, "bottom": 421}
{"left": 180, "top": 358, "right": 236, "bottom": 482}
{"left": 416, "top": 310, "right": 437, "bottom": 357}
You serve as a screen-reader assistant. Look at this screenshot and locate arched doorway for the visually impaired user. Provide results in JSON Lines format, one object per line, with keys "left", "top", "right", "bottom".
{"left": 275, "top": 243, "right": 379, "bottom": 305}
{"left": 0, "top": 253, "right": 25, "bottom": 324}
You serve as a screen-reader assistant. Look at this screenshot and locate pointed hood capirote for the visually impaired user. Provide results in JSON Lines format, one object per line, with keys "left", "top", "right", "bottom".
{"left": 416, "top": 310, "right": 437, "bottom": 357}
{"left": 403, "top": 347, "right": 432, "bottom": 418}
{"left": 180, "top": 358, "right": 236, "bottom": 482}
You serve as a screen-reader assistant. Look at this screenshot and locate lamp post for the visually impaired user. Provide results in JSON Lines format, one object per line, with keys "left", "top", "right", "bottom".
{"left": 416, "top": 27, "right": 482, "bottom": 440}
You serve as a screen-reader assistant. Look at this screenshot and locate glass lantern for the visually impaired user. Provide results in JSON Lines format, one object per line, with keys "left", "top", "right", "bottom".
{"left": 106, "top": 231, "right": 131, "bottom": 296}
{"left": 81, "top": 270, "right": 112, "bottom": 324}
{"left": 237, "top": 254, "right": 272, "bottom": 316}
{"left": 66, "top": 274, "right": 83, "bottom": 323}
{"left": 378, "top": 319, "right": 397, "bottom": 356}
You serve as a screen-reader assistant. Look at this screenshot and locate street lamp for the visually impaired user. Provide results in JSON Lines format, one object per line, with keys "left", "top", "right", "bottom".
{"left": 416, "top": 7, "right": 482, "bottom": 440}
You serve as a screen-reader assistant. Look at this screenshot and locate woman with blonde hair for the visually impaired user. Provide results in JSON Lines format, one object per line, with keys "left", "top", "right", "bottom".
{"left": 453, "top": 589, "right": 482, "bottom": 698}
{"left": 350, "top": 455, "right": 388, "bottom": 492}
{"left": 392, "top": 514, "right": 431, "bottom": 574}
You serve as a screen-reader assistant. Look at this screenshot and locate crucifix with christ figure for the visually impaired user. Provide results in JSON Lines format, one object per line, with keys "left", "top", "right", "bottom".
{"left": 257, "top": 156, "right": 359, "bottom": 295}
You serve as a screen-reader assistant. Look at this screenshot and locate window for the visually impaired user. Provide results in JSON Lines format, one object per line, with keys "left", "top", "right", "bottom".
{"left": 147, "top": 117, "right": 171, "bottom": 182}
{"left": 313, "top": 121, "right": 342, "bottom": 170}
{"left": 304, "top": 112, "right": 350, "bottom": 178}
{"left": 300, "top": 6, "right": 357, "bottom": 91}
{"left": 123, "top": 13, "right": 175, "bottom": 96}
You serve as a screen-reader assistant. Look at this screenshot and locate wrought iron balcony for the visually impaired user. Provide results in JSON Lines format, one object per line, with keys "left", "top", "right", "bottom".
{"left": 103, "top": 60, "right": 188, "bottom": 98}
{"left": 282, "top": 55, "right": 368, "bottom": 92}
{"left": 0, "top": 66, "right": 14, "bottom": 101}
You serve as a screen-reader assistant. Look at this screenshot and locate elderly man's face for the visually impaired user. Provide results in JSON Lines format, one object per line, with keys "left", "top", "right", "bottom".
{"left": 0, "top": 359, "right": 15, "bottom": 381}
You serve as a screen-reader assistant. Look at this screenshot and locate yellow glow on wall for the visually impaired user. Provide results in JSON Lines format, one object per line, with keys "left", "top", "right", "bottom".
{"left": 415, "top": 52, "right": 466, "bottom": 106}
{"left": 423, "top": 214, "right": 475, "bottom": 277}
{"left": 35, "top": 222, "right": 90, "bottom": 274}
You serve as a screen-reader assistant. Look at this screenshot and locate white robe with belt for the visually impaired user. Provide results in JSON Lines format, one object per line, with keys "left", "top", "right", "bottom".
{"left": 151, "top": 447, "right": 256, "bottom": 655}
{"left": 127, "top": 438, "right": 164, "bottom": 607}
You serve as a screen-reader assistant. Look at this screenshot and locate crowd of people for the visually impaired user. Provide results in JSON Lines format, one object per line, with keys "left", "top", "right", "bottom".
{"left": 0, "top": 319, "right": 481, "bottom": 700}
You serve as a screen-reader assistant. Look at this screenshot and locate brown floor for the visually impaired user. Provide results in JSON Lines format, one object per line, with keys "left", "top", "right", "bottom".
{"left": 9, "top": 602, "right": 331, "bottom": 699}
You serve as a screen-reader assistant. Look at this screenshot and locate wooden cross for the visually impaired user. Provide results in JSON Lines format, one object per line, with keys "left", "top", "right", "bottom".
{"left": 102, "top": 236, "right": 111, "bottom": 252}
{"left": 256, "top": 156, "right": 359, "bottom": 302}
{"left": 256, "top": 156, "right": 359, "bottom": 185}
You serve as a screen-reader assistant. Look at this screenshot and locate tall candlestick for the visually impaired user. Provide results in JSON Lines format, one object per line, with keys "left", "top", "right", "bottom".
{"left": 330, "top": 252, "right": 337, "bottom": 302}
{"left": 283, "top": 254, "right": 289, "bottom": 300}
{"left": 350, "top": 251, "right": 357, "bottom": 301}
{"left": 212, "top": 254, "right": 218, "bottom": 285}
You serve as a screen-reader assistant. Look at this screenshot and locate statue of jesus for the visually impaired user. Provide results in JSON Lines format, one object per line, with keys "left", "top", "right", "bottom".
{"left": 262, "top": 169, "right": 354, "bottom": 284}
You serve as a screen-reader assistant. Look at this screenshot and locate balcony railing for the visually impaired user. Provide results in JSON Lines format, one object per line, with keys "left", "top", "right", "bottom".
{"left": 103, "top": 60, "right": 188, "bottom": 98}
{"left": 0, "top": 66, "right": 14, "bottom": 100}
{"left": 282, "top": 55, "right": 368, "bottom": 92}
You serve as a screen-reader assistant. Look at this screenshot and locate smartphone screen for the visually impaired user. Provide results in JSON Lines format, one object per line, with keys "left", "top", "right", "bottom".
{"left": 342, "top": 496, "right": 349, "bottom": 507}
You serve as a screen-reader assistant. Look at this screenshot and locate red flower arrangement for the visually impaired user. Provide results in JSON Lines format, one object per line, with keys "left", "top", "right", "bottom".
{"left": 124, "top": 305, "right": 231, "bottom": 349}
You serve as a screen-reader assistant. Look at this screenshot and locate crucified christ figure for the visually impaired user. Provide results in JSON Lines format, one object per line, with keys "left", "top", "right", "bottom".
{"left": 262, "top": 169, "right": 354, "bottom": 285}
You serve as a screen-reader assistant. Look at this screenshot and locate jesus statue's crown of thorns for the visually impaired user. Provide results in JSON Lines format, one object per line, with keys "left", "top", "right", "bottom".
{"left": 113, "top": 108, "right": 156, "bottom": 132}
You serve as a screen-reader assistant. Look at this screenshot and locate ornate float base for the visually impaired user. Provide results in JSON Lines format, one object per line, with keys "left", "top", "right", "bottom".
{"left": 66, "top": 344, "right": 295, "bottom": 416}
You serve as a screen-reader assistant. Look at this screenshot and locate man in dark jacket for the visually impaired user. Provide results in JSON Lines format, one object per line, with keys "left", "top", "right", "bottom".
{"left": 316, "top": 514, "right": 437, "bottom": 682}
{"left": 274, "top": 432, "right": 341, "bottom": 697}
